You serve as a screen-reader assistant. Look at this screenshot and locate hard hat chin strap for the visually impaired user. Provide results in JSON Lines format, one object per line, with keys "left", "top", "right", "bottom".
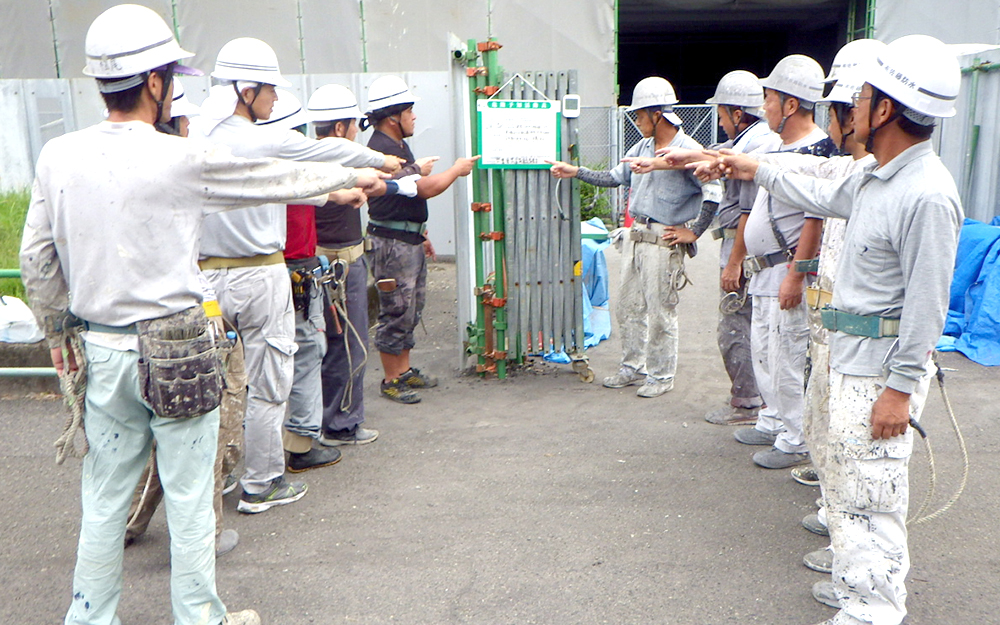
{"left": 151, "top": 63, "right": 176, "bottom": 134}
{"left": 865, "top": 91, "right": 903, "bottom": 154}
{"left": 234, "top": 82, "right": 265, "bottom": 123}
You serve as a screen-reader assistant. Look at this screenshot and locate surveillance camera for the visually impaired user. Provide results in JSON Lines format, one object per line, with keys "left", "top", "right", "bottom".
{"left": 452, "top": 49, "right": 465, "bottom": 62}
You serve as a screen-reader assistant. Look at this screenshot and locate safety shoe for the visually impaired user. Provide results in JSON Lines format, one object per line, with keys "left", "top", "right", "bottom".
{"left": 804, "top": 547, "right": 834, "bottom": 573}
{"left": 400, "top": 367, "right": 438, "bottom": 388}
{"left": 237, "top": 476, "right": 307, "bottom": 514}
{"left": 734, "top": 427, "right": 778, "bottom": 446}
{"left": 602, "top": 368, "right": 644, "bottom": 389}
{"left": 216, "top": 528, "right": 239, "bottom": 558}
{"left": 792, "top": 465, "right": 821, "bottom": 486}
{"left": 287, "top": 446, "right": 342, "bottom": 473}
{"left": 815, "top": 497, "right": 824, "bottom": 509}
{"left": 381, "top": 378, "right": 421, "bottom": 404}
{"left": 222, "top": 473, "right": 239, "bottom": 496}
{"left": 223, "top": 610, "right": 262, "bottom": 625}
{"left": 637, "top": 378, "right": 674, "bottom": 398}
{"left": 704, "top": 405, "right": 759, "bottom": 426}
{"left": 812, "top": 579, "right": 841, "bottom": 609}
{"left": 320, "top": 427, "right": 379, "bottom": 447}
{"left": 802, "top": 512, "right": 829, "bottom": 536}
{"left": 753, "top": 446, "right": 810, "bottom": 469}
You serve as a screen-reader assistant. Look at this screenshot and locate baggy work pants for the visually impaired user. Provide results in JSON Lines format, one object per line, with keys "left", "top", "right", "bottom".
{"left": 618, "top": 237, "right": 685, "bottom": 382}
{"left": 66, "top": 342, "right": 225, "bottom": 625}
{"left": 321, "top": 255, "right": 369, "bottom": 434}
{"left": 717, "top": 280, "right": 761, "bottom": 407}
{"left": 825, "top": 368, "right": 932, "bottom": 625}
{"left": 206, "top": 264, "right": 295, "bottom": 494}
{"left": 285, "top": 269, "right": 327, "bottom": 446}
{"left": 750, "top": 295, "right": 810, "bottom": 453}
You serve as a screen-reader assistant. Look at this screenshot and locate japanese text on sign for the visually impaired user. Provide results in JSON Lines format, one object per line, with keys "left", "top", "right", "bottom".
{"left": 477, "top": 100, "right": 561, "bottom": 169}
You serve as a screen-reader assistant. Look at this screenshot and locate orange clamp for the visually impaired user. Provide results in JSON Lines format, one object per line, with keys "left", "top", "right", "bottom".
{"left": 477, "top": 41, "right": 503, "bottom": 52}
{"left": 479, "top": 231, "right": 504, "bottom": 241}
{"left": 471, "top": 202, "right": 492, "bottom": 212}
{"left": 474, "top": 86, "right": 500, "bottom": 97}
{"left": 466, "top": 67, "right": 487, "bottom": 77}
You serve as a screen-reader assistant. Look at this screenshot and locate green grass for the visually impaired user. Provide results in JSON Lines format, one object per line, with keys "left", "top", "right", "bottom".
{"left": 0, "top": 189, "right": 30, "bottom": 300}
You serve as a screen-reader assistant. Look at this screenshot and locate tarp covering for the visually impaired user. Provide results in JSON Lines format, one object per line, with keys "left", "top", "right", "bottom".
{"left": 936, "top": 218, "right": 1000, "bottom": 366}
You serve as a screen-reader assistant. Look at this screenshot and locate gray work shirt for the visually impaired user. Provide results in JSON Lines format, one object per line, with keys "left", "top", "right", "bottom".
{"left": 192, "top": 115, "right": 386, "bottom": 258}
{"left": 755, "top": 141, "right": 963, "bottom": 393}
{"left": 716, "top": 120, "right": 775, "bottom": 267}
{"left": 605, "top": 130, "right": 720, "bottom": 225}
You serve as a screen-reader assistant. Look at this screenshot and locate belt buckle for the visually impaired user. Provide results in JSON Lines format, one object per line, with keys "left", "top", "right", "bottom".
{"left": 743, "top": 256, "right": 763, "bottom": 276}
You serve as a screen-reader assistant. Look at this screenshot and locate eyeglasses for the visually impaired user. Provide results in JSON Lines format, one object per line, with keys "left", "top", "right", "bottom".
{"left": 851, "top": 92, "right": 873, "bottom": 107}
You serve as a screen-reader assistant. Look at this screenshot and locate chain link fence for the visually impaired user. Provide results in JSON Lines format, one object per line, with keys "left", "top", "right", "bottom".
{"left": 576, "top": 105, "right": 720, "bottom": 224}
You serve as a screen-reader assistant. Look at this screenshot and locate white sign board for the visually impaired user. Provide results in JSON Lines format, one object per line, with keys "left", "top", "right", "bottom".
{"left": 477, "top": 99, "right": 561, "bottom": 169}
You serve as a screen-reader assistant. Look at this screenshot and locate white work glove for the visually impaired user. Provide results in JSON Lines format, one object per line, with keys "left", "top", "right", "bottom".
{"left": 395, "top": 174, "right": 420, "bottom": 198}
{"left": 610, "top": 227, "right": 627, "bottom": 251}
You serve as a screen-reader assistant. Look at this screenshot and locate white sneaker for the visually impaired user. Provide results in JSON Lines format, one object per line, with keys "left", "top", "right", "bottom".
{"left": 602, "top": 368, "right": 644, "bottom": 389}
{"left": 223, "top": 610, "right": 261, "bottom": 625}
{"left": 636, "top": 378, "right": 674, "bottom": 398}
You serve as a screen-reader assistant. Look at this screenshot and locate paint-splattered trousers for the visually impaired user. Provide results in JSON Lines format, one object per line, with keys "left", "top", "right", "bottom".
{"left": 825, "top": 368, "right": 932, "bottom": 625}
{"left": 750, "top": 295, "right": 810, "bottom": 453}
{"left": 66, "top": 341, "right": 225, "bottom": 625}
{"left": 618, "top": 236, "right": 685, "bottom": 382}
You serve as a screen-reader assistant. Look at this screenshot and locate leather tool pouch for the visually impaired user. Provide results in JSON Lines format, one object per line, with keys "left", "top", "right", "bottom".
{"left": 137, "top": 307, "right": 223, "bottom": 419}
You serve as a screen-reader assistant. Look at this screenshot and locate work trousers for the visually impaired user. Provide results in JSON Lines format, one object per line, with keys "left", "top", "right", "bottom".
{"left": 825, "top": 369, "right": 932, "bottom": 625}
{"left": 285, "top": 262, "right": 328, "bottom": 448}
{"left": 125, "top": 330, "right": 246, "bottom": 540}
{"left": 618, "top": 237, "right": 685, "bottom": 382}
{"left": 750, "top": 295, "right": 810, "bottom": 453}
{"left": 717, "top": 281, "right": 761, "bottom": 407}
{"left": 369, "top": 236, "right": 426, "bottom": 356}
{"left": 321, "top": 255, "right": 369, "bottom": 434}
{"left": 66, "top": 342, "right": 225, "bottom": 625}
{"left": 205, "top": 264, "right": 295, "bottom": 494}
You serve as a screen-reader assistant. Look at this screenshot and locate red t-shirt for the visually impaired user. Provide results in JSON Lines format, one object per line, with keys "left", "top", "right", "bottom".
{"left": 284, "top": 204, "right": 316, "bottom": 260}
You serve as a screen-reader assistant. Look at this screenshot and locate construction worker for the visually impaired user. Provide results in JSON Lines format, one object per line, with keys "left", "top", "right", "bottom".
{"left": 363, "top": 75, "right": 480, "bottom": 404}
{"left": 190, "top": 38, "right": 404, "bottom": 507}
{"left": 729, "top": 55, "right": 837, "bottom": 470}
{"left": 701, "top": 70, "right": 773, "bottom": 425}
{"left": 550, "top": 76, "right": 720, "bottom": 398}
{"left": 308, "top": 84, "right": 397, "bottom": 442}
{"left": 19, "top": 5, "right": 384, "bottom": 624}
{"left": 123, "top": 79, "right": 244, "bottom": 557}
{"left": 718, "top": 34, "right": 963, "bottom": 625}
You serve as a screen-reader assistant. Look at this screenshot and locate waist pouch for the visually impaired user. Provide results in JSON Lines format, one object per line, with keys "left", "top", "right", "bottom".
{"left": 136, "top": 307, "right": 223, "bottom": 419}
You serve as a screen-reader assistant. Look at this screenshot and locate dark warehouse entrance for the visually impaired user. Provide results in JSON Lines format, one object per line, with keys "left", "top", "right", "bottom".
{"left": 617, "top": 0, "right": 856, "bottom": 106}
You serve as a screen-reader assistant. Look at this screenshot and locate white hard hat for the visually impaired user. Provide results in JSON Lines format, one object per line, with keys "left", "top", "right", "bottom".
{"left": 308, "top": 84, "right": 362, "bottom": 122}
{"left": 821, "top": 41, "right": 887, "bottom": 106}
{"left": 170, "top": 80, "right": 200, "bottom": 118}
{"left": 83, "top": 4, "right": 200, "bottom": 93}
{"left": 825, "top": 38, "right": 886, "bottom": 84}
{"left": 627, "top": 77, "right": 682, "bottom": 125}
{"left": 760, "top": 55, "right": 825, "bottom": 106}
{"left": 865, "top": 34, "right": 961, "bottom": 122}
{"left": 212, "top": 37, "right": 291, "bottom": 88}
{"left": 256, "top": 89, "right": 310, "bottom": 129}
{"left": 706, "top": 70, "right": 764, "bottom": 117}
{"left": 366, "top": 76, "right": 419, "bottom": 114}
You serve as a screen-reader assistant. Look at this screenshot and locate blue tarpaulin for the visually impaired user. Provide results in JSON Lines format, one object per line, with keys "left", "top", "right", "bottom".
{"left": 936, "top": 217, "right": 1000, "bottom": 365}
{"left": 544, "top": 218, "right": 611, "bottom": 363}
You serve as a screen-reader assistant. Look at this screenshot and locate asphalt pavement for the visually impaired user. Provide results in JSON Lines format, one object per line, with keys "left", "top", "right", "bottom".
{"left": 2, "top": 235, "right": 997, "bottom": 624}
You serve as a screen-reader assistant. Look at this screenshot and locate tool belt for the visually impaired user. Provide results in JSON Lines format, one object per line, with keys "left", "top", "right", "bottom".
{"left": 806, "top": 286, "right": 833, "bottom": 310}
{"left": 628, "top": 219, "right": 696, "bottom": 257}
{"left": 711, "top": 227, "right": 737, "bottom": 241}
{"left": 742, "top": 248, "right": 795, "bottom": 276}
{"left": 198, "top": 251, "right": 285, "bottom": 271}
{"left": 368, "top": 218, "right": 425, "bottom": 234}
{"left": 367, "top": 220, "right": 426, "bottom": 245}
{"left": 794, "top": 258, "right": 820, "bottom": 273}
{"left": 136, "top": 306, "right": 223, "bottom": 419}
{"left": 287, "top": 257, "right": 322, "bottom": 314}
{"left": 316, "top": 242, "right": 365, "bottom": 265}
{"left": 820, "top": 307, "right": 900, "bottom": 338}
